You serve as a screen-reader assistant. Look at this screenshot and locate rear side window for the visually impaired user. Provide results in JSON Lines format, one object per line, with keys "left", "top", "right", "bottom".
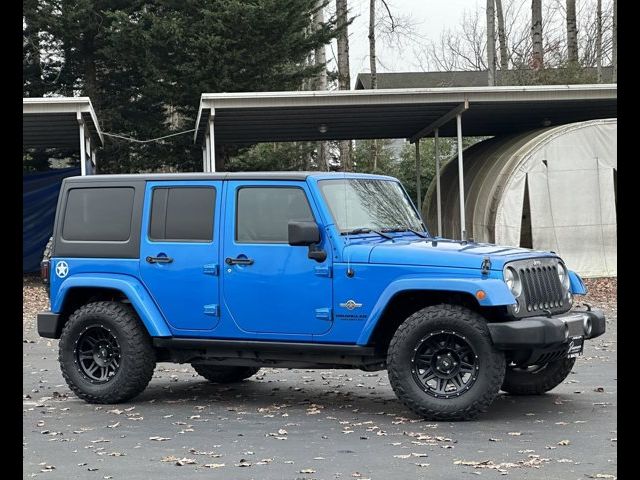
{"left": 149, "top": 187, "right": 215, "bottom": 242}
{"left": 62, "top": 187, "right": 135, "bottom": 241}
{"left": 236, "top": 187, "right": 314, "bottom": 243}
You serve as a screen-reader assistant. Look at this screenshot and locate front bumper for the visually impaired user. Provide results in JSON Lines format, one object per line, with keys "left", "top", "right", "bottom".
{"left": 37, "top": 311, "right": 63, "bottom": 339}
{"left": 488, "top": 308, "right": 606, "bottom": 349}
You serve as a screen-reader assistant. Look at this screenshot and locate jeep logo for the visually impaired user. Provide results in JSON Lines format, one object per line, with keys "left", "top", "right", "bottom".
{"left": 532, "top": 260, "right": 542, "bottom": 267}
{"left": 340, "top": 300, "right": 363, "bottom": 310}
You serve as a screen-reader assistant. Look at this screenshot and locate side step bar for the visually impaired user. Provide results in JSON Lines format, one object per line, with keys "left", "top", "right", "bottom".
{"left": 153, "top": 337, "right": 376, "bottom": 357}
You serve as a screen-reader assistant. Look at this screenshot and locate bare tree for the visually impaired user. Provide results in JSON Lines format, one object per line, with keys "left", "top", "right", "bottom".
{"left": 487, "top": 0, "right": 497, "bottom": 85}
{"left": 566, "top": 0, "right": 578, "bottom": 65}
{"left": 335, "top": 0, "right": 352, "bottom": 170}
{"left": 495, "top": 0, "right": 509, "bottom": 71}
{"left": 313, "top": 1, "right": 330, "bottom": 170}
{"left": 417, "top": 0, "right": 613, "bottom": 78}
{"left": 612, "top": 0, "right": 617, "bottom": 82}
{"left": 596, "top": 0, "right": 603, "bottom": 82}
{"left": 314, "top": 2, "right": 328, "bottom": 91}
{"left": 531, "top": 0, "right": 544, "bottom": 69}
{"left": 369, "top": 0, "right": 377, "bottom": 89}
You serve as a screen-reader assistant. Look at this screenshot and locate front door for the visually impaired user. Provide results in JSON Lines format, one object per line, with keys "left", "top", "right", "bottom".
{"left": 222, "top": 181, "right": 333, "bottom": 336}
{"left": 139, "top": 180, "right": 222, "bottom": 333}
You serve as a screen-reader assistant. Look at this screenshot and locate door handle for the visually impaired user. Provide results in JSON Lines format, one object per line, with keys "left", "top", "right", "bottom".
{"left": 225, "top": 257, "right": 254, "bottom": 266}
{"left": 146, "top": 256, "right": 173, "bottom": 264}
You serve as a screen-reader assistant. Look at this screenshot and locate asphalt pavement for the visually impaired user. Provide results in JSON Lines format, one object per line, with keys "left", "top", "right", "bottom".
{"left": 23, "top": 305, "right": 617, "bottom": 480}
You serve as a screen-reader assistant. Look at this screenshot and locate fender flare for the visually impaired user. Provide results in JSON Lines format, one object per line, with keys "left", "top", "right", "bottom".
{"left": 356, "top": 277, "right": 515, "bottom": 345}
{"left": 52, "top": 273, "right": 172, "bottom": 337}
{"left": 568, "top": 270, "right": 587, "bottom": 295}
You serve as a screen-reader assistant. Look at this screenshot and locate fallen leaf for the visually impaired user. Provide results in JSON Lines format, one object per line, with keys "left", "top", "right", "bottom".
{"left": 203, "top": 463, "right": 225, "bottom": 468}
{"left": 557, "top": 440, "right": 571, "bottom": 446}
{"left": 149, "top": 436, "right": 171, "bottom": 441}
{"left": 300, "top": 468, "right": 316, "bottom": 473}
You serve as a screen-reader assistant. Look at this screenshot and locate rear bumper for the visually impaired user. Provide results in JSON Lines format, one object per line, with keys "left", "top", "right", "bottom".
{"left": 37, "top": 311, "right": 63, "bottom": 339}
{"left": 488, "top": 308, "right": 605, "bottom": 349}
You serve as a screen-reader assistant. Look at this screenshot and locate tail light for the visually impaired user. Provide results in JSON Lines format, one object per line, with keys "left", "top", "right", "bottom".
{"left": 40, "top": 260, "right": 50, "bottom": 285}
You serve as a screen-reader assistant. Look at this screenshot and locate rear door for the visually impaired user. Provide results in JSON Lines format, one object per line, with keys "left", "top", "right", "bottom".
{"left": 221, "top": 181, "right": 333, "bottom": 336}
{"left": 139, "top": 180, "right": 222, "bottom": 333}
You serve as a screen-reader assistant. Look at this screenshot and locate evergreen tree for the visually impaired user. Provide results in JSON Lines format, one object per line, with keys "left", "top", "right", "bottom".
{"left": 23, "top": 1, "right": 341, "bottom": 173}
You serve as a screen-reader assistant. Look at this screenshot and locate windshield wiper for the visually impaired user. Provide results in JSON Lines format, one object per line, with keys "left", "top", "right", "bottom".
{"left": 342, "top": 228, "right": 393, "bottom": 239}
{"left": 380, "top": 226, "right": 429, "bottom": 238}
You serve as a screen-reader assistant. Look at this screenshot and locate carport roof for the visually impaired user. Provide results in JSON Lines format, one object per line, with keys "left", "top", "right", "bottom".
{"left": 23, "top": 97, "right": 103, "bottom": 149}
{"left": 194, "top": 84, "right": 616, "bottom": 145}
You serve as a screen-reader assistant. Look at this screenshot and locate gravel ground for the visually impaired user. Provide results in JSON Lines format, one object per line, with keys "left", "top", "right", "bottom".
{"left": 23, "top": 275, "right": 617, "bottom": 479}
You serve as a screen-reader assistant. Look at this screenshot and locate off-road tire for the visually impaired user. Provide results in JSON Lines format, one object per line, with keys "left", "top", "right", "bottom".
{"left": 501, "top": 358, "right": 576, "bottom": 395}
{"left": 387, "top": 304, "right": 506, "bottom": 421}
{"left": 192, "top": 365, "right": 260, "bottom": 383}
{"left": 59, "top": 301, "right": 156, "bottom": 404}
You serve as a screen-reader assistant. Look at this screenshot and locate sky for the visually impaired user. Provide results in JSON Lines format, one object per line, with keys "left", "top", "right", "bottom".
{"left": 325, "top": 0, "right": 483, "bottom": 87}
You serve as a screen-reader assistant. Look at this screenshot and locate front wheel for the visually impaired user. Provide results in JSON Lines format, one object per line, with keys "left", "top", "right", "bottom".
{"left": 501, "top": 358, "right": 576, "bottom": 395}
{"left": 387, "top": 304, "right": 505, "bottom": 421}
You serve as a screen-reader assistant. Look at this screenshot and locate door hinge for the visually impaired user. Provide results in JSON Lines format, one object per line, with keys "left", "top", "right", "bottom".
{"left": 204, "top": 304, "right": 219, "bottom": 316}
{"left": 314, "top": 265, "right": 332, "bottom": 278}
{"left": 315, "top": 307, "right": 332, "bottom": 320}
{"left": 203, "top": 264, "right": 219, "bottom": 276}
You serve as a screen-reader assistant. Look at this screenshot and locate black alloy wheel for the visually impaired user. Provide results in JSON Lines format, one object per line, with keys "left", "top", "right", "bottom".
{"left": 411, "top": 330, "right": 479, "bottom": 399}
{"left": 75, "top": 325, "right": 121, "bottom": 383}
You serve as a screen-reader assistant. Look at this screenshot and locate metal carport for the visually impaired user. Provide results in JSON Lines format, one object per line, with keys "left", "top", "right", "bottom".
{"left": 23, "top": 97, "right": 104, "bottom": 175}
{"left": 195, "top": 84, "right": 617, "bottom": 240}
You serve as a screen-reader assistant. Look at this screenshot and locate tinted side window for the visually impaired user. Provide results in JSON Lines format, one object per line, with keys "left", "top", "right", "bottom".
{"left": 62, "top": 187, "right": 134, "bottom": 241}
{"left": 149, "top": 187, "right": 215, "bottom": 242}
{"left": 236, "top": 187, "right": 314, "bottom": 243}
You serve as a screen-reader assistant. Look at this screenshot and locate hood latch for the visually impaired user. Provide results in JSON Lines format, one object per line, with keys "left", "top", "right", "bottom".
{"left": 481, "top": 256, "right": 491, "bottom": 275}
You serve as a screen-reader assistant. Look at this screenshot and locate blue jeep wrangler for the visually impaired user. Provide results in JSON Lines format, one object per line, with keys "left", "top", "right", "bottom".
{"left": 37, "top": 172, "right": 605, "bottom": 420}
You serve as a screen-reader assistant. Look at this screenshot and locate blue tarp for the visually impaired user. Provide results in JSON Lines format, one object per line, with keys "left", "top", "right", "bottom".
{"left": 23, "top": 167, "right": 80, "bottom": 272}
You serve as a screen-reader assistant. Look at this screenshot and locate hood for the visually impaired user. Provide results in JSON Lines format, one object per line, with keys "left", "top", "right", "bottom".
{"left": 344, "top": 237, "right": 557, "bottom": 271}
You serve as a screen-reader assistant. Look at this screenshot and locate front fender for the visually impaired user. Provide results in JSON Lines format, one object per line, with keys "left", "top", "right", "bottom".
{"left": 356, "top": 277, "right": 515, "bottom": 345}
{"left": 52, "top": 273, "right": 172, "bottom": 337}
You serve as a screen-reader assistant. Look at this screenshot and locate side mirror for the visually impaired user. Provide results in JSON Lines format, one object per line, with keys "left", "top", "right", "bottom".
{"left": 288, "top": 221, "right": 321, "bottom": 246}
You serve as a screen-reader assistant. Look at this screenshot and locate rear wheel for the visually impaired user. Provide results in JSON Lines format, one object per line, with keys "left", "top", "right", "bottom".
{"left": 501, "top": 358, "right": 576, "bottom": 395}
{"left": 192, "top": 365, "right": 260, "bottom": 383}
{"left": 59, "top": 301, "right": 156, "bottom": 404}
{"left": 387, "top": 304, "right": 505, "bottom": 421}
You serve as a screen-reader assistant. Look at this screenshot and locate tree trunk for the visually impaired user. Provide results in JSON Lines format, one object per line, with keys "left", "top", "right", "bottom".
{"left": 531, "top": 0, "right": 544, "bottom": 70}
{"left": 368, "top": 0, "right": 377, "bottom": 90}
{"left": 486, "top": 0, "right": 496, "bottom": 86}
{"left": 596, "top": 0, "right": 603, "bottom": 82}
{"left": 313, "top": 1, "right": 329, "bottom": 170}
{"left": 566, "top": 0, "right": 578, "bottom": 66}
{"left": 313, "top": 1, "right": 328, "bottom": 91}
{"left": 336, "top": 0, "right": 352, "bottom": 171}
{"left": 612, "top": 0, "right": 617, "bottom": 82}
{"left": 495, "top": 0, "right": 509, "bottom": 73}
{"left": 369, "top": 0, "right": 378, "bottom": 170}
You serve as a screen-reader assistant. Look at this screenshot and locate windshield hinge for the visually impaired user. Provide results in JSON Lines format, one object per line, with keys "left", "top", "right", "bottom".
{"left": 481, "top": 256, "right": 491, "bottom": 275}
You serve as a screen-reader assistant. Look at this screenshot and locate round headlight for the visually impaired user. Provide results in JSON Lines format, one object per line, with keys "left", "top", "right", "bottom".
{"left": 504, "top": 267, "right": 522, "bottom": 297}
{"left": 557, "top": 263, "right": 570, "bottom": 290}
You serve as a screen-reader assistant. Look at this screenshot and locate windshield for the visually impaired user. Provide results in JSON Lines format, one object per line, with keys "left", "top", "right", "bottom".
{"left": 318, "top": 179, "right": 426, "bottom": 234}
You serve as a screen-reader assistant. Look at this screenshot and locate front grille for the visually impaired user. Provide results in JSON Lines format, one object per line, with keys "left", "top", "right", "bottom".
{"left": 507, "top": 258, "right": 568, "bottom": 318}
